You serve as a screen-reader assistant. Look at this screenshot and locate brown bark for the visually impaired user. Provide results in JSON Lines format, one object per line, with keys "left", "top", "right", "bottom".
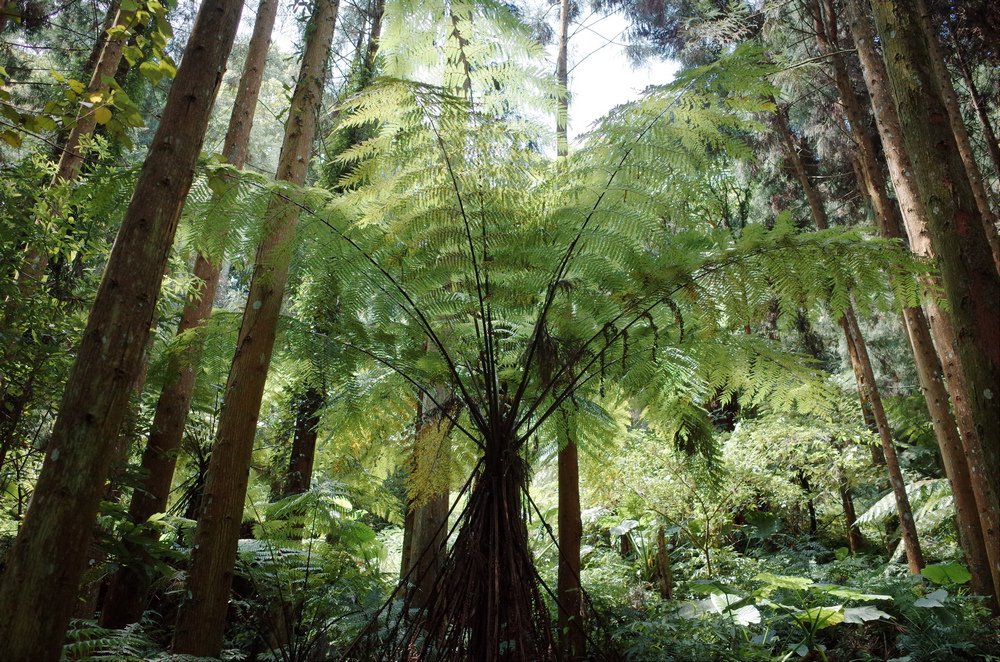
{"left": 847, "top": 0, "right": 1000, "bottom": 596}
{"left": 16, "top": 4, "right": 132, "bottom": 292}
{"left": 913, "top": 0, "right": 1000, "bottom": 272}
{"left": 0, "top": 0, "right": 244, "bottom": 654}
{"left": 171, "top": 0, "right": 338, "bottom": 654}
{"left": 400, "top": 505, "right": 415, "bottom": 581}
{"left": 99, "top": 0, "right": 280, "bottom": 628}
{"left": 404, "top": 392, "right": 451, "bottom": 608}
{"left": 285, "top": 385, "right": 322, "bottom": 495}
{"left": 557, "top": 416, "right": 585, "bottom": 661}
{"left": 654, "top": 526, "right": 673, "bottom": 600}
{"left": 554, "top": 4, "right": 584, "bottom": 657}
{"left": 838, "top": 468, "right": 865, "bottom": 552}
{"left": 813, "top": 0, "right": 994, "bottom": 604}
{"left": 0, "top": 0, "right": 125, "bottom": 407}
{"left": 774, "top": 105, "right": 924, "bottom": 573}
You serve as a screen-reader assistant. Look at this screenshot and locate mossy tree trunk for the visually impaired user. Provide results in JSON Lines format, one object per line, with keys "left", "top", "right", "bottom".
{"left": 98, "top": 0, "right": 280, "bottom": 629}
{"left": 170, "top": 0, "right": 339, "bottom": 655}
{"left": 0, "top": 0, "right": 244, "bottom": 654}
{"left": 811, "top": 0, "right": 994, "bottom": 604}
{"left": 847, "top": 0, "right": 1000, "bottom": 600}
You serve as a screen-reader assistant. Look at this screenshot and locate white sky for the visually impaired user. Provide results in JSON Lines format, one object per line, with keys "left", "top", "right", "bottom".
{"left": 257, "top": 3, "right": 679, "bottom": 146}
{"left": 557, "top": 10, "right": 679, "bottom": 141}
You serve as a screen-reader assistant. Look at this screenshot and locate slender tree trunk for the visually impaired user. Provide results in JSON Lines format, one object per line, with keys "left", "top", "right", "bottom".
{"left": 13, "top": 4, "right": 132, "bottom": 294}
{"left": 913, "top": 0, "right": 1000, "bottom": 272}
{"left": 775, "top": 106, "right": 924, "bottom": 573}
{"left": 654, "top": 526, "right": 672, "bottom": 599}
{"left": 400, "top": 505, "right": 415, "bottom": 581}
{"left": 285, "top": 385, "right": 322, "bottom": 496}
{"left": 812, "top": 0, "right": 994, "bottom": 604}
{"left": 404, "top": 392, "right": 451, "bottom": 608}
{"left": 557, "top": 413, "right": 584, "bottom": 661}
{"left": 171, "top": 1, "right": 338, "bottom": 654}
{"left": 0, "top": 0, "right": 127, "bottom": 407}
{"left": 838, "top": 468, "right": 865, "bottom": 552}
{"left": 99, "top": 0, "right": 279, "bottom": 628}
{"left": 847, "top": 0, "right": 1000, "bottom": 594}
{"left": 553, "top": 0, "right": 583, "bottom": 658}
{"left": 0, "top": 0, "right": 244, "bottom": 654}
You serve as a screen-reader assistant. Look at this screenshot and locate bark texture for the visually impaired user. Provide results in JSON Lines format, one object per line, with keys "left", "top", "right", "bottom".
{"left": 99, "top": 0, "right": 280, "bottom": 630}
{"left": 285, "top": 385, "right": 322, "bottom": 495}
{"left": 404, "top": 392, "right": 451, "bottom": 607}
{"left": 554, "top": 1, "right": 584, "bottom": 658}
{"left": 557, "top": 415, "right": 585, "bottom": 661}
{"left": 775, "top": 105, "right": 924, "bottom": 573}
{"left": 812, "top": 0, "right": 994, "bottom": 603}
{"left": 171, "top": 0, "right": 338, "bottom": 654}
{"left": 848, "top": 0, "right": 1000, "bottom": 596}
{"left": 913, "top": 0, "right": 1000, "bottom": 272}
{"left": 0, "top": 0, "right": 243, "bottom": 655}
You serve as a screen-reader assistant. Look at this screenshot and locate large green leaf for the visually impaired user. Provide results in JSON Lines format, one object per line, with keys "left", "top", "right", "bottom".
{"left": 921, "top": 563, "right": 971, "bottom": 586}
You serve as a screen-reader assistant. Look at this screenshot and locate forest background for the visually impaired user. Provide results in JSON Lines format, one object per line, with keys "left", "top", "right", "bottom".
{"left": 0, "top": 0, "right": 998, "bottom": 659}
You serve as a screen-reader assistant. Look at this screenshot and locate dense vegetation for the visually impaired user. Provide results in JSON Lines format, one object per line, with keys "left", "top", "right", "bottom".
{"left": 0, "top": 0, "right": 998, "bottom": 659}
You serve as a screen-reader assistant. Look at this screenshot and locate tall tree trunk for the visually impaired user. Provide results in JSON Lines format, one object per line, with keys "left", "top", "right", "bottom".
{"left": 557, "top": 412, "right": 585, "bottom": 661}
{"left": 99, "top": 0, "right": 280, "bottom": 628}
{"left": 171, "top": 0, "right": 339, "bottom": 654}
{"left": 11, "top": 3, "right": 132, "bottom": 297}
{"left": 0, "top": 0, "right": 244, "bottom": 654}
{"left": 285, "top": 385, "right": 322, "bottom": 496}
{"left": 775, "top": 106, "right": 924, "bottom": 573}
{"left": 812, "top": 0, "right": 994, "bottom": 604}
{"left": 913, "top": 0, "right": 1000, "bottom": 272}
{"left": 847, "top": 0, "right": 1000, "bottom": 595}
{"left": 404, "top": 391, "right": 451, "bottom": 608}
{"left": 0, "top": 0, "right": 127, "bottom": 407}
{"left": 554, "top": 1, "right": 583, "bottom": 657}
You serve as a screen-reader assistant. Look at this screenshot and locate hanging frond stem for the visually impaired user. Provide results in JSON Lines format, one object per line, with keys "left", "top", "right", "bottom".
{"left": 336, "top": 340, "right": 484, "bottom": 448}
{"left": 506, "top": 77, "right": 699, "bottom": 433}
{"left": 414, "top": 91, "right": 502, "bottom": 431}
{"left": 238, "top": 176, "right": 491, "bottom": 431}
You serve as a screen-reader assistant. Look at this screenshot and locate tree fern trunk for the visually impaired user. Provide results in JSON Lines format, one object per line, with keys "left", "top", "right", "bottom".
{"left": 0, "top": 0, "right": 244, "bottom": 653}
{"left": 99, "top": 0, "right": 280, "bottom": 628}
{"left": 171, "top": 0, "right": 339, "bottom": 654}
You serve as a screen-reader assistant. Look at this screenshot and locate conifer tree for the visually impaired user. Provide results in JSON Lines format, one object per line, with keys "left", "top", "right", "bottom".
{"left": 0, "top": 0, "right": 244, "bottom": 654}
{"left": 99, "top": 0, "right": 280, "bottom": 629}
{"left": 845, "top": 0, "right": 1000, "bottom": 600}
{"left": 774, "top": 105, "right": 924, "bottom": 573}
{"left": 807, "top": 0, "right": 993, "bottom": 604}
{"left": 172, "top": 0, "right": 340, "bottom": 654}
